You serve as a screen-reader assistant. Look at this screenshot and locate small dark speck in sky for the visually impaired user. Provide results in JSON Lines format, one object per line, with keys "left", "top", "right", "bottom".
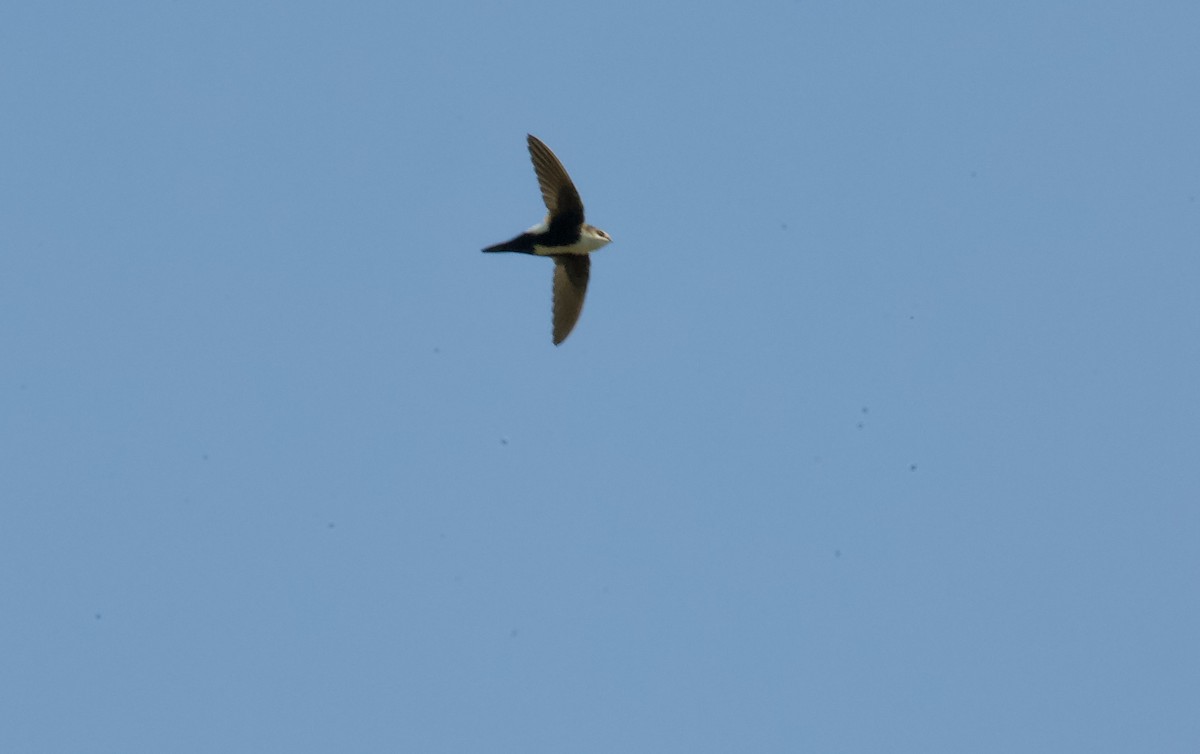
{"left": 500, "top": 437, "right": 509, "bottom": 445}
{"left": 909, "top": 464, "right": 918, "bottom": 472}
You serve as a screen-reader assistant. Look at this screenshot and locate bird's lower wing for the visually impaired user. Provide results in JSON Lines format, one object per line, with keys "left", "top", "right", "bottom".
{"left": 551, "top": 255, "right": 590, "bottom": 345}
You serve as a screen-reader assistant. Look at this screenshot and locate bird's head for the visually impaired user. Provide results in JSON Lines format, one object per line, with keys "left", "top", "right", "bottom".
{"left": 584, "top": 225, "right": 613, "bottom": 249}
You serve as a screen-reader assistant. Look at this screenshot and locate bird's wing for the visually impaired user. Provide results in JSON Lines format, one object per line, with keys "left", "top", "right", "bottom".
{"left": 551, "top": 255, "right": 590, "bottom": 345}
{"left": 528, "top": 134, "right": 584, "bottom": 225}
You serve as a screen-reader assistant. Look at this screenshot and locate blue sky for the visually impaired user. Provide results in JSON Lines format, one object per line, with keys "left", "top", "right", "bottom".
{"left": 2, "top": 2, "right": 1197, "bottom": 751}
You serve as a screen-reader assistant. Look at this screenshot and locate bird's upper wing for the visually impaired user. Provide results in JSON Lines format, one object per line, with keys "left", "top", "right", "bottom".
{"left": 551, "top": 255, "right": 590, "bottom": 345}
{"left": 528, "top": 134, "right": 584, "bottom": 226}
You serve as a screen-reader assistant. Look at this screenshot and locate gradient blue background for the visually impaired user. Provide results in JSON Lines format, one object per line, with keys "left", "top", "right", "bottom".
{"left": 2, "top": 2, "right": 1197, "bottom": 751}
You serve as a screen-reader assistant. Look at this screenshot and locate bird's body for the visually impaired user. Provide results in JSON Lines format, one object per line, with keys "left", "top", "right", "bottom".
{"left": 483, "top": 135, "right": 612, "bottom": 345}
{"left": 482, "top": 220, "right": 611, "bottom": 257}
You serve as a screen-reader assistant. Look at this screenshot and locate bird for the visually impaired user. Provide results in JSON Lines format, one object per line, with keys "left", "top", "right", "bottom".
{"left": 483, "top": 134, "right": 612, "bottom": 345}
